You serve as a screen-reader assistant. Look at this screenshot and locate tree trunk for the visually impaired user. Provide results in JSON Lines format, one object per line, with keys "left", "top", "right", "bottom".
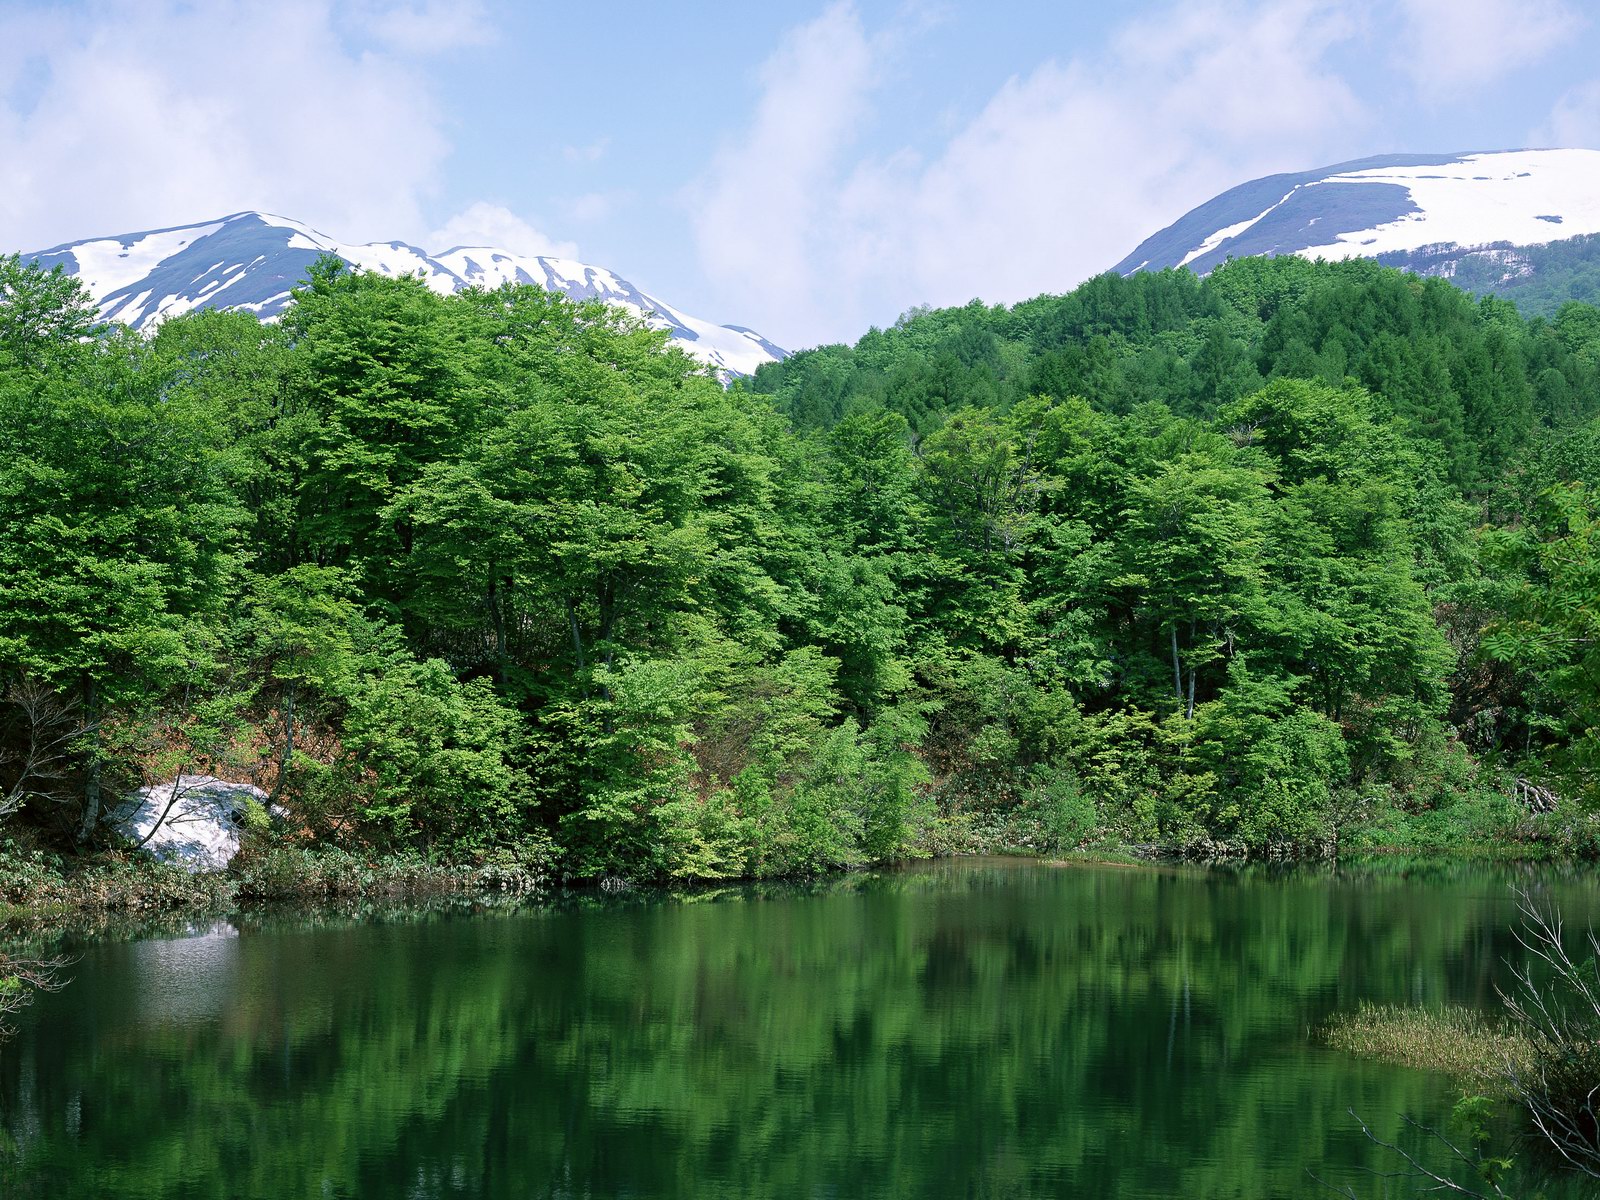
{"left": 1171, "top": 625, "right": 1182, "bottom": 704}
{"left": 566, "top": 598, "right": 586, "bottom": 672}
{"left": 271, "top": 681, "right": 296, "bottom": 803}
{"left": 487, "top": 576, "right": 508, "bottom": 686}
{"left": 75, "top": 675, "right": 100, "bottom": 845}
{"left": 597, "top": 583, "right": 616, "bottom": 711}
{"left": 1186, "top": 619, "right": 1197, "bottom": 720}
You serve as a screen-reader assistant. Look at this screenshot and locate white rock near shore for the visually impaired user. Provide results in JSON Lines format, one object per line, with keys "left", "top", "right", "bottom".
{"left": 111, "top": 775, "right": 269, "bottom": 872}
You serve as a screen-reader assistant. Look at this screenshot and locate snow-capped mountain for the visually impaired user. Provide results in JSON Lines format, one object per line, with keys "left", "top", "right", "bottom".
{"left": 1115, "top": 149, "right": 1600, "bottom": 278}
{"left": 25, "top": 211, "right": 785, "bottom": 375}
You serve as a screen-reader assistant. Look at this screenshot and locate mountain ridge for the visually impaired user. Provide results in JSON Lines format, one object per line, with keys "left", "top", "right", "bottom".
{"left": 1114, "top": 148, "right": 1600, "bottom": 284}
{"left": 24, "top": 211, "right": 785, "bottom": 375}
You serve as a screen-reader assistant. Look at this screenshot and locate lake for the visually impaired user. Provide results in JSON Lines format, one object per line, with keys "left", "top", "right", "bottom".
{"left": 3, "top": 858, "right": 1598, "bottom": 1198}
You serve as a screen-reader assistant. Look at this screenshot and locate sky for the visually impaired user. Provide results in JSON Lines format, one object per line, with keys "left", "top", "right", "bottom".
{"left": 4, "top": 0, "right": 1600, "bottom": 350}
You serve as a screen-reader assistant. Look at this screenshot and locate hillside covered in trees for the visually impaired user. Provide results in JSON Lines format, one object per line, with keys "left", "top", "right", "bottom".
{"left": 1380, "top": 232, "right": 1600, "bottom": 319}
{"left": 2, "top": 252, "right": 1599, "bottom": 885}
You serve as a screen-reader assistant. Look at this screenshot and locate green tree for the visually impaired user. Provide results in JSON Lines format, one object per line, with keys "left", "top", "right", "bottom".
{"left": 0, "top": 266, "right": 245, "bottom": 839}
{"left": 1481, "top": 482, "right": 1600, "bottom": 802}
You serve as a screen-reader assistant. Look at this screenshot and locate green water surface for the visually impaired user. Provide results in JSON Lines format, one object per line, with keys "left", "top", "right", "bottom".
{"left": 3, "top": 858, "right": 1598, "bottom": 1198}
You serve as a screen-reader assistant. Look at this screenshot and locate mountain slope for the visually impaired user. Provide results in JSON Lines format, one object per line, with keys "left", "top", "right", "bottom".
{"left": 1115, "top": 149, "right": 1600, "bottom": 280}
{"left": 25, "top": 211, "right": 784, "bottom": 375}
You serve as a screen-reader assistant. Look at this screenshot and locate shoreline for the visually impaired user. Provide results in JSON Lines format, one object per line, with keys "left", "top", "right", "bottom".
{"left": 4, "top": 832, "right": 1594, "bottom": 939}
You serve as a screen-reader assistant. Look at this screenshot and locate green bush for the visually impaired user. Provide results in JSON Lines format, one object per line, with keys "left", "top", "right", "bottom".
{"left": 1023, "top": 766, "right": 1098, "bottom": 851}
{"left": 332, "top": 634, "right": 531, "bottom": 844}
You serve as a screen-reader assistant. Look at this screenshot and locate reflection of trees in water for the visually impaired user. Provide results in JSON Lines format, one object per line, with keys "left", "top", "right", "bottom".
{"left": 2, "top": 863, "right": 1598, "bottom": 1198}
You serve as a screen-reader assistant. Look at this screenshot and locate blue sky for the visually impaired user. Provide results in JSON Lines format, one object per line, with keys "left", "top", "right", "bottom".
{"left": 4, "top": 1, "right": 1600, "bottom": 348}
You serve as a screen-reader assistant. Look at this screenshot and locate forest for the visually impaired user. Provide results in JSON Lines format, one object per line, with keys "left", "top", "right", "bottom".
{"left": 1382, "top": 231, "right": 1600, "bottom": 317}
{"left": 1, "top": 251, "right": 1598, "bottom": 885}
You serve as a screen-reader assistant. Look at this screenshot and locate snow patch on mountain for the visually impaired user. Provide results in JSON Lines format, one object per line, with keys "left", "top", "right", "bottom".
{"left": 71, "top": 222, "right": 227, "bottom": 301}
{"left": 26, "top": 212, "right": 785, "bottom": 376}
{"left": 1178, "top": 188, "right": 1298, "bottom": 268}
{"left": 1115, "top": 149, "right": 1600, "bottom": 278}
{"left": 1306, "top": 151, "right": 1600, "bottom": 259}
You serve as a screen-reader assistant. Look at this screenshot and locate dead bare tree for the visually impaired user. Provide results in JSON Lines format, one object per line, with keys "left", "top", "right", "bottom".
{"left": 1320, "top": 888, "right": 1600, "bottom": 1197}
{"left": 0, "top": 677, "right": 85, "bottom": 820}
{"left": 1497, "top": 887, "right": 1600, "bottom": 1180}
{"left": 1512, "top": 777, "right": 1561, "bottom": 815}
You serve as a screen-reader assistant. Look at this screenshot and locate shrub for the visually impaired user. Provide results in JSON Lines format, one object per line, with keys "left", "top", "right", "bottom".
{"left": 1023, "top": 765, "right": 1097, "bottom": 851}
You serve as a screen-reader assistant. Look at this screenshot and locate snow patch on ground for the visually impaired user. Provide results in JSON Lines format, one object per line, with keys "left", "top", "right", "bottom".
{"left": 112, "top": 775, "right": 269, "bottom": 872}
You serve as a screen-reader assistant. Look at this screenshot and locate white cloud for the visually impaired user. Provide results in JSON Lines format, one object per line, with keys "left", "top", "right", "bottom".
{"left": 563, "top": 137, "right": 610, "bottom": 164}
{"left": 1394, "top": 0, "right": 1580, "bottom": 101}
{"left": 426, "top": 201, "right": 578, "bottom": 258}
{"left": 1533, "top": 81, "right": 1600, "bottom": 149}
{"left": 347, "top": 0, "right": 491, "bottom": 54}
{"left": 689, "top": 0, "right": 1368, "bottom": 348}
{"left": 0, "top": 0, "right": 460, "bottom": 252}
{"left": 685, "top": 2, "right": 881, "bottom": 338}
{"left": 569, "top": 190, "right": 626, "bottom": 224}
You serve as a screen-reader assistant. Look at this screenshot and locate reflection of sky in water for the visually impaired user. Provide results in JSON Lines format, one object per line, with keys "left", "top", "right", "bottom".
{"left": 130, "top": 921, "right": 239, "bottom": 1024}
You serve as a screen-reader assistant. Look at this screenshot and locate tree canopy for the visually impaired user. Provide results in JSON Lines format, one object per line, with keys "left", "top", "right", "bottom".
{"left": 1, "top": 250, "right": 1597, "bottom": 874}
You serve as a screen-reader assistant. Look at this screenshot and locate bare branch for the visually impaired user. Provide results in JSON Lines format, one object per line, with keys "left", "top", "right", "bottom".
{"left": 0, "top": 953, "right": 71, "bottom": 1042}
{"left": 1342, "top": 1109, "right": 1509, "bottom": 1198}
{"left": 0, "top": 677, "right": 87, "bottom": 818}
{"left": 1494, "top": 886, "right": 1600, "bottom": 1179}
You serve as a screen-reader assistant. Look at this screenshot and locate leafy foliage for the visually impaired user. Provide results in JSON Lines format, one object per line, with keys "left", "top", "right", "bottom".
{"left": 2, "top": 249, "right": 1599, "bottom": 875}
